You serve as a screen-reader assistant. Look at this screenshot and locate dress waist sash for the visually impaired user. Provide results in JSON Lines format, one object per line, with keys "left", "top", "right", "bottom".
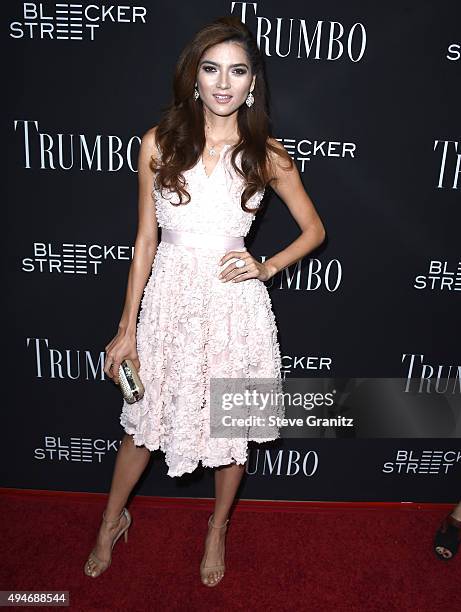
{"left": 160, "top": 228, "right": 245, "bottom": 251}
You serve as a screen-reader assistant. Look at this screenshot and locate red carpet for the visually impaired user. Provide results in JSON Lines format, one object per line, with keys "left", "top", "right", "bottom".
{"left": 1, "top": 489, "right": 459, "bottom": 612}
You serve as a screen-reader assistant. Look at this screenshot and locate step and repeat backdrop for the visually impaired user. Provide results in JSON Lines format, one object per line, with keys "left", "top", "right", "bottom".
{"left": 4, "top": 2, "right": 460, "bottom": 502}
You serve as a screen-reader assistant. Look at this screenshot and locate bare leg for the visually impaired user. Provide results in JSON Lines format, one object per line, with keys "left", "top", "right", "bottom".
{"left": 213, "top": 462, "right": 245, "bottom": 524}
{"left": 85, "top": 433, "right": 151, "bottom": 576}
{"left": 201, "top": 461, "right": 245, "bottom": 585}
{"left": 435, "top": 500, "right": 461, "bottom": 559}
{"left": 104, "top": 433, "right": 151, "bottom": 519}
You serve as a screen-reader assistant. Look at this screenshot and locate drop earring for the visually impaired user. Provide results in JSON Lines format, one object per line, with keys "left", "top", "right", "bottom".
{"left": 194, "top": 84, "right": 200, "bottom": 100}
{"left": 245, "top": 90, "right": 254, "bottom": 107}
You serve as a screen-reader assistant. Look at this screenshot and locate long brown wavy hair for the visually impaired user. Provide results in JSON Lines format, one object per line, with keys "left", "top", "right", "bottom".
{"left": 151, "top": 15, "right": 293, "bottom": 212}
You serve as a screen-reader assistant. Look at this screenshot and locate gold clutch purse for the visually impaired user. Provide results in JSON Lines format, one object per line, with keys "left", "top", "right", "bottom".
{"left": 118, "top": 359, "right": 145, "bottom": 404}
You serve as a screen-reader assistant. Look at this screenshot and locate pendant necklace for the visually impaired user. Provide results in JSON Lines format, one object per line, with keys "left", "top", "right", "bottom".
{"left": 206, "top": 142, "right": 227, "bottom": 157}
{"left": 205, "top": 131, "right": 236, "bottom": 157}
{"left": 206, "top": 140, "right": 236, "bottom": 157}
{"left": 204, "top": 122, "right": 236, "bottom": 157}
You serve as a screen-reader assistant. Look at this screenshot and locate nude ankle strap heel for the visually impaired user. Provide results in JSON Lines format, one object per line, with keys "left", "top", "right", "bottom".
{"left": 102, "top": 508, "right": 129, "bottom": 542}
{"left": 208, "top": 513, "right": 229, "bottom": 530}
{"left": 200, "top": 513, "right": 230, "bottom": 587}
{"left": 84, "top": 507, "right": 131, "bottom": 577}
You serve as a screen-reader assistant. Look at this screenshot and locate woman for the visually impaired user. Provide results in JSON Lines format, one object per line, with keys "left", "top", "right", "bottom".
{"left": 84, "top": 15, "right": 325, "bottom": 587}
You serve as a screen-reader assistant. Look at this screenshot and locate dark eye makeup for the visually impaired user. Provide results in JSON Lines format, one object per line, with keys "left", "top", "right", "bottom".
{"left": 202, "top": 65, "right": 247, "bottom": 75}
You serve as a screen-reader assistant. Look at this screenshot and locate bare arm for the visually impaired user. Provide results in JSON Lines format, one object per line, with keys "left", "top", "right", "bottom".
{"left": 117, "top": 126, "right": 160, "bottom": 337}
{"left": 103, "top": 126, "right": 159, "bottom": 382}
{"left": 263, "top": 138, "right": 326, "bottom": 279}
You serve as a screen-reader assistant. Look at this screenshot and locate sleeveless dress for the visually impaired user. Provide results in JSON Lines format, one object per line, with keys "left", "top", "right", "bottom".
{"left": 119, "top": 143, "right": 283, "bottom": 477}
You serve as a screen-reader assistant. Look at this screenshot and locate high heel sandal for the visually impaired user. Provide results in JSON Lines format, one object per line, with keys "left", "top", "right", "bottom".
{"left": 434, "top": 512, "right": 461, "bottom": 560}
{"left": 84, "top": 507, "right": 132, "bottom": 577}
{"left": 200, "top": 513, "right": 230, "bottom": 587}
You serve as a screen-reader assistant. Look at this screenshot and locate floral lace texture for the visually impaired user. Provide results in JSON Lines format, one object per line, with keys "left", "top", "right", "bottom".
{"left": 119, "top": 145, "right": 283, "bottom": 477}
{"left": 153, "top": 144, "right": 264, "bottom": 235}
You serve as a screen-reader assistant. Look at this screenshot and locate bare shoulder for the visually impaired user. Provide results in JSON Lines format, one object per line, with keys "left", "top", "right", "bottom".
{"left": 265, "top": 137, "right": 295, "bottom": 186}
{"left": 140, "top": 124, "right": 160, "bottom": 161}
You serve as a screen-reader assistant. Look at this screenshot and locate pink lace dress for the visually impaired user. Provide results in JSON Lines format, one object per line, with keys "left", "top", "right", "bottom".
{"left": 119, "top": 144, "right": 283, "bottom": 477}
